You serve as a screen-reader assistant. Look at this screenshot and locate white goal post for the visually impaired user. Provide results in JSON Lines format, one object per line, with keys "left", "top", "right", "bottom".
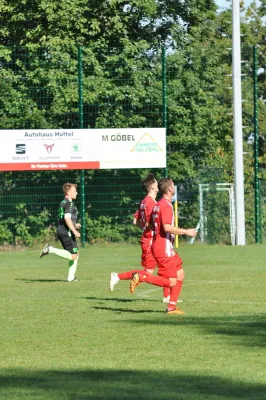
{"left": 199, "top": 183, "right": 236, "bottom": 246}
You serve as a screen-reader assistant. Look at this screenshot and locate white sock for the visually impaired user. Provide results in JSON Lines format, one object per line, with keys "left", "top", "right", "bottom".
{"left": 67, "top": 256, "right": 79, "bottom": 281}
{"left": 49, "top": 246, "right": 72, "bottom": 260}
{"left": 73, "top": 256, "right": 79, "bottom": 277}
{"left": 67, "top": 260, "right": 75, "bottom": 281}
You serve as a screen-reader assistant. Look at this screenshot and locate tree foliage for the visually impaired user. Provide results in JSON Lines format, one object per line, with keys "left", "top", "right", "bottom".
{"left": 0, "top": 0, "right": 265, "bottom": 244}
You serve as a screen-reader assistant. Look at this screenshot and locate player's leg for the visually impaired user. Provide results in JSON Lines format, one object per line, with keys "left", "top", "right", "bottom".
{"left": 167, "top": 254, "right": 185, "bottom": 314}
{"left": 109, "top": 269, "right": 146, "bottom": 292}
{"left": 164, "top": 254, "right": 184, "bottom": 304}
{"left": 109, "top": 242, "right": 155, "bottom": 292}
{"left": 162, "top": 254, "right": 171, "bottom": 302}
{"left": 57, "top": 231, "right": 79, "bottom": 281}
{"left": 67, "top": 253, "right": 79, "bottom": 282}
{"left": 145, "top": 246, "right": 169, "bottom": 302}
{"left": 40, "top": 227, "right": 73, "bottom": 260}
{"left": 130, "top": 270, "right": 176, "bottom": 294}
{"left": 143, "top": 247, "right": 157, "bottom": 276}
{"left": 143, "top": 249, "right": 172, "bottom": 301}
{"left": 40, "top": 243, "right": 72, "bottom": 260}
{"left": 171, "top": 254, "right": 184, "bottom": 304}
{"left": 117, "top": 269, "right": 146, "bottom": 281}
{"left": 40, "top": 229, "right": 79, "bottom": 281}
{"left": 145, "top": 248, "right": 170, "bottom": 303}
{"left": 65, "top": 236, "right": 79, "bottom": 282}
{"left": 163, "top": 287, "right": 171, "bottom": 303}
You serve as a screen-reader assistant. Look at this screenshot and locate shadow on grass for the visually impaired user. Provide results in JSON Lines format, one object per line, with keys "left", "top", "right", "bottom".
{"left": 16, "top": 279, "right": 65, "bottom": 283}
{"left": 1, "top": 368, "right": 266, "bottom": 400}
{"left": 92, "top": 306, "right": 162, "bottom": 314}
{"left": 132, "top": 315, "right": 266, "bottom": 347}
{"left": 84, "top": 296, "right": 156, "bottom": 303}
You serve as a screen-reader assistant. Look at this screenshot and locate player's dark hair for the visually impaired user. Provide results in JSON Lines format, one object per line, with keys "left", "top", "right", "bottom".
{"left": 63, "top": 183, "right": 77, "bottom": 195}
{"left": 158, "top": 177, "right": 173, "bottom": 194}
{"left": 141, "top": 173, "right": 156, "bottom": 193}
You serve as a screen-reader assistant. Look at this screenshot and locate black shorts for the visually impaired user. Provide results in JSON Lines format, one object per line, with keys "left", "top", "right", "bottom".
{"left": 57, "top": 226, "right": 78, "bottom": 254}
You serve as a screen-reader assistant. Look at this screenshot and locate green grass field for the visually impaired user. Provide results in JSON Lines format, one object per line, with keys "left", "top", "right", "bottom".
{"left": 1, "top": 243, "right": 266, "bottom": 400}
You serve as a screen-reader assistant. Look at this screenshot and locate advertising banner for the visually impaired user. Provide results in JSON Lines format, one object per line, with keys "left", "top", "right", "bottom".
{"left": 0, "top": 128, "right": 166, "bottom": 171}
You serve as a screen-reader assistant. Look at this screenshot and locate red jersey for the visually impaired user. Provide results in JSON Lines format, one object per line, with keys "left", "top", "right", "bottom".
{"left": 134, "top": 195, "right": 157, "bottom": 240}
{"left": 151, "top": 197, "right": 175, "bottom": 258}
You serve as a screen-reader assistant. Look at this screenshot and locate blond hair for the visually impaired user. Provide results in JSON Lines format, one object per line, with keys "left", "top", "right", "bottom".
{"left": 62, "top": 183, "right": 77, "bottom": 195}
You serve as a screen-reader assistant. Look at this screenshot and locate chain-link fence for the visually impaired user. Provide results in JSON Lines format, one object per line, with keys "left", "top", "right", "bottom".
{"left": 0, "top": 44, "right": 261, "bottom": 246}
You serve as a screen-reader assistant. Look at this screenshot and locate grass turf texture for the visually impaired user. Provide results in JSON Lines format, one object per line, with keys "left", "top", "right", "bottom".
{"left": 0, "top": 244, "right": 266, "bottom": 400}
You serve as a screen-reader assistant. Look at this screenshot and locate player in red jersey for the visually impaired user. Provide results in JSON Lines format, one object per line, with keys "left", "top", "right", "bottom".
{"left": 129, "top": 178, "right": 196, "bottom": 315}
{"left": 109, "top": 173, "right": 161, "bottom": 292}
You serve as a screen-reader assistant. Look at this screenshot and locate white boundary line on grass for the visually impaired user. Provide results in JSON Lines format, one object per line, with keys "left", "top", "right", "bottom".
{"left": 187, "top": 299, "right": 266, "bottom": 304}
{"left": 136, "top": 287, "right": 160, "bottom": 298}
{"left": 136, "top": 287, "right": 183, "bottom": 302}
{"left": 185, "top": 280, "right": 251, "bottom": 285}
{"left": 136, "top": 287, "right": 266, "bottom": 304}
{"left": 136, "top": 279, "right": 251, "bottom": 299}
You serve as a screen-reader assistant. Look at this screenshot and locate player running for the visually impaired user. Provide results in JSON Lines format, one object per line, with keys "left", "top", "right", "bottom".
{"left": 39, "top": 183, "right": 81, "bottom": 282}
{"left": 129, "top": 178, "right": 196, "bottom": 314}
{"left": 109, "top": 173, "right": 170, "bottom": 298}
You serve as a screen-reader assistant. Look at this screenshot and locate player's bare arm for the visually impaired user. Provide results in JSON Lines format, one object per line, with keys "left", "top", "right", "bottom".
{"left": 163, "top": 224, "right": 196, "bottom": 237}
{"left": 76, "top": 223, "right": 81, "bottom": 230}
{"left": 146, "top": 222, "right": 153, "bottom": 230}
{"left": 65, "top": 216, "right": 81, "bottom": 238}
{"left": 133, "top": 217, "right": 144, "bottom": 229}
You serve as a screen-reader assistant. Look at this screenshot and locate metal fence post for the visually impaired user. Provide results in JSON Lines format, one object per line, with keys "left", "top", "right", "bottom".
{"left": 253, "top": 45, "right": 259, "bottom": 243}
{"left": 259, "top": 180, "right": 263, "bottom": 243}
{"left": 78, "top": 46, "right": 86, "bottom": 247}
{"left": 162, "top": 47, "right": 168, "bottom": 178}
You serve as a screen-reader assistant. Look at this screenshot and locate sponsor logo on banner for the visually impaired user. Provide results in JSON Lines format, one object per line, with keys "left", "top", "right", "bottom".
{"left": 16, "top": 144, "right": 26, "bottom": 154}
{"left": 130, "top": 133, "right": 163, "bottom": 153}
{"left": 44, "top": 144, "right": 55, "bottom": 153}
{"left": 39, "top": 144, "right": 59, "bottom": 160}
{"left": 101, "top": 134, "right": 135, "bottom": 142}
{"left": 72, "top": 144, "right": 81, "bottom": 153}
{"left": 71, "top": 143, "right": 82, "bottom": 159}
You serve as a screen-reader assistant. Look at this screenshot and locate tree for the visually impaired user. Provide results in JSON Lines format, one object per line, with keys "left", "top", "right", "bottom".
{"left": 2, "top": 0, "right": 263, "bottom": 244}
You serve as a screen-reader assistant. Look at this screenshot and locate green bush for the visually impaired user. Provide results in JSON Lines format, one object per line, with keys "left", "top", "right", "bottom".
{"left": 0, "top": 220, "right": 14, "bottom": 244}
{"left": 0, "top": 204, "right": 55, "bottom": 246}
{"left": 85, "top": 215, "right": 140, "bottom": 244}
{"left": 0, "top": 206, "right": 141, "bottom": 247}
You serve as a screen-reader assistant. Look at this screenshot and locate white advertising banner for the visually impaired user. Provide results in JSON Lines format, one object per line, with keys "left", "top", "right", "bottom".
{"left": 0, "top": 128, "right": 166, "bottom": 171}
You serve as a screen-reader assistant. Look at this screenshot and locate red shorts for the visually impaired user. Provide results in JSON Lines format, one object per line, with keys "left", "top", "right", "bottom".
{"left": 156, "top": 253, "right": 183, "bottom": 279}
{"left": 140, "top": 239, "right": 157, "bottom": 270}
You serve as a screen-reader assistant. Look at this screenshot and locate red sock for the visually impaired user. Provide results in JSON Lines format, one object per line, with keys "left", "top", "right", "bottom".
{"left": 118, "top": 270, "right": 144, "bottom": 280}
{"left": 169, "top": 280, "right": 183, "bottom": 305}
{"left": 139, "top": 273, "right": 171, "bottom": 287}
{"left": 163, "top": 287, "right": 171, "bottom": 298}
